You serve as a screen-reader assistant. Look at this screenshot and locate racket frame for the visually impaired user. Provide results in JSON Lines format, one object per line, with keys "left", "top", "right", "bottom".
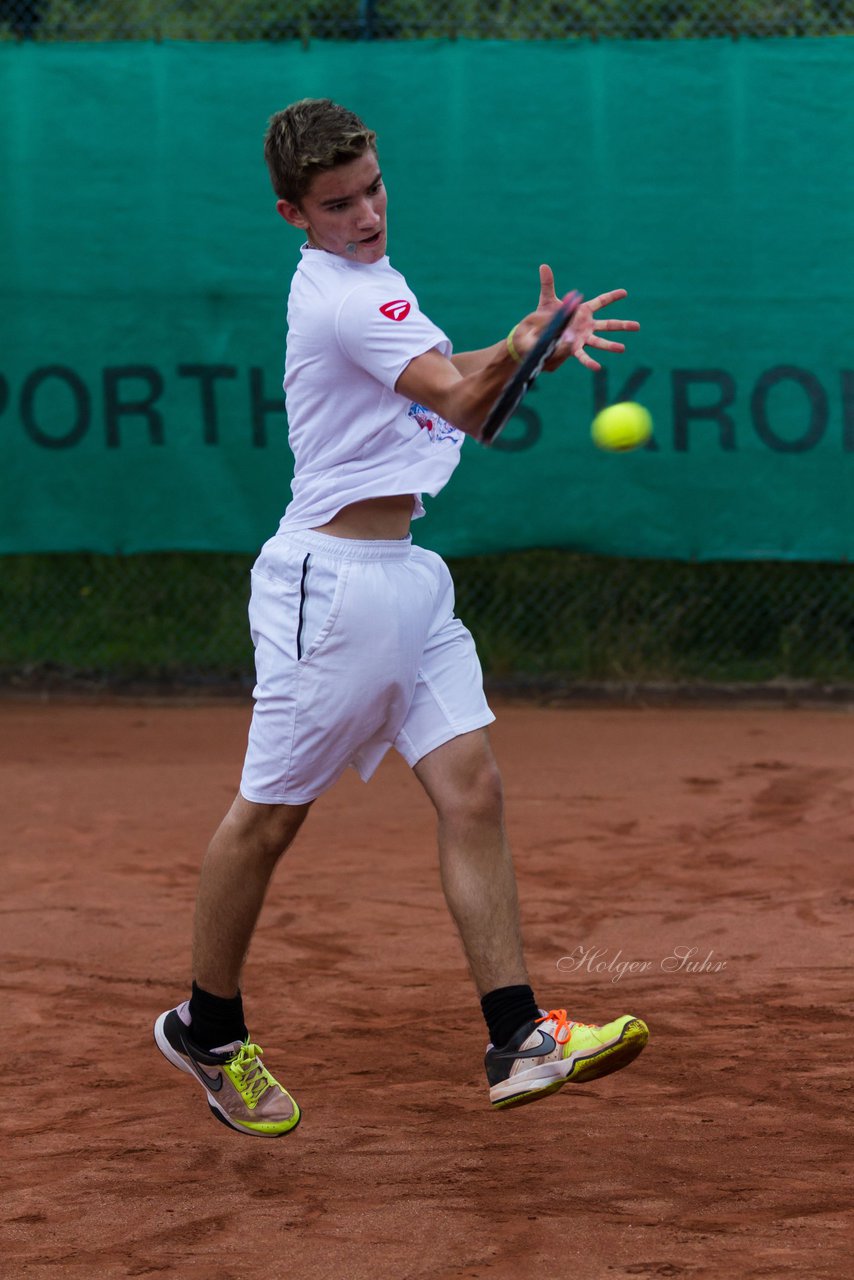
{"left": 479, "top": 290, "right": 583, "bottom": 446}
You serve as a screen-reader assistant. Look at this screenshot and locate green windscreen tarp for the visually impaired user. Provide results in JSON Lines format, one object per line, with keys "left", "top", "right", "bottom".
{"left": 1, "top": 40, "right": 852, "bottom": 558}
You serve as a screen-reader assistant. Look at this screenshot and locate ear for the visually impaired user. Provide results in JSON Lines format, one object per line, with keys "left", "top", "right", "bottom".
{"left": 276, "top": 198, "right": 309, "bottom": 230}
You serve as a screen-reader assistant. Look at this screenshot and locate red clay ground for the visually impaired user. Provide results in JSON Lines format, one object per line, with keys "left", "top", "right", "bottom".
{"left": 3, "top": 700, "right": 853, "bottom": 1279}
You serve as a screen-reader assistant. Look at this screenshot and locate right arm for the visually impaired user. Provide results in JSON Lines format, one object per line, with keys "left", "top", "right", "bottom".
{"left": 395, "top": 341, "right": 524, "bottom": 438}
{"left": 449, "top": 343, "right": 506, "bottom": 377}
{"left": 400, "top": 264, "right": 638, "bottom": 435}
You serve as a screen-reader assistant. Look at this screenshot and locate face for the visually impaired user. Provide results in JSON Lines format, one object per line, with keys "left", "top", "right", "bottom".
{"left": 277, "top": 149, "right": 388, "bottom": 263}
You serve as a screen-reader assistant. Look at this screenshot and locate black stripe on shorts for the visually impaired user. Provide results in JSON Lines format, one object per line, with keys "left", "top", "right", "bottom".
{"left": 296, "top": 553, "right": 310, "bottom": 660}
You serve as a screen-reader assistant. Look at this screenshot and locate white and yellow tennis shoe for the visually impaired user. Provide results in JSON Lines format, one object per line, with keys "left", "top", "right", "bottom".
{"left": 154, "top": 1001, "right": 300, "bottom": 1138}
{"left": 486, "top": 1008, "right": 649, "bottom": 1110}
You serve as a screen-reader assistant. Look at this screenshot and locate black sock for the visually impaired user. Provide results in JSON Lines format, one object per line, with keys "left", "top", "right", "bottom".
{"left": 481, "top": 984, "right": 540, "bottom": 1048}
{"left": 188, "top": 981, "right": 248, "bottom": 1052}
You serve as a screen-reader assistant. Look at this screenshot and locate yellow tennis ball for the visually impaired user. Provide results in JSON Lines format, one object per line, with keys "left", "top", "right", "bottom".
{"left": 591, "top": 402, "right": 652, "bottom": 451}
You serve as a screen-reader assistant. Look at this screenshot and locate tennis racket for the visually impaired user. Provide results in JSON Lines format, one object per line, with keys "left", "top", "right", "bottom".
{"left": 479, "top": 290, "right": 583, "bottom": 446}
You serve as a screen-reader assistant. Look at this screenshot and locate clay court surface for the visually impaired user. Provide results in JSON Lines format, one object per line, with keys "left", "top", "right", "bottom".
{"left": 3, "top": 698, "right": 853, "bottom": 1278}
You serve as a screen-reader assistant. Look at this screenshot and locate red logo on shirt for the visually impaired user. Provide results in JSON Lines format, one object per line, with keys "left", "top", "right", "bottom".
{"left": 379, "top": 299, "right": 411, "bottom": 322}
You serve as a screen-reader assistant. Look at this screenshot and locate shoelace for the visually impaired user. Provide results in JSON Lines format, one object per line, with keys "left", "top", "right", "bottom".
{"left": 226, "top": 1043, "right": 277, "bottom": 1107}
{"left": 535, "top": 1008, "right": 589, "bottom": 1046}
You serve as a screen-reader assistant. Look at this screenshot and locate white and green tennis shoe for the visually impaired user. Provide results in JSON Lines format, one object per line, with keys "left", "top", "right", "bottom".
{"left": 154, "top": 1002, "right": 300, "bottom": 1138}
{"left": 486, "top": 1008, "right": 649, "bottom": 1109}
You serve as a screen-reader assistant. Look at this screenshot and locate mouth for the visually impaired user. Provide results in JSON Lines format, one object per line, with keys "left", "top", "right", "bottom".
{"left": 360, "top": 229, "right": 384, "bottom": 247}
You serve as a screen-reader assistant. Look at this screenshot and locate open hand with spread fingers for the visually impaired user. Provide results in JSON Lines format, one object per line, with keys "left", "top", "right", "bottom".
{"left": 523, "top": 263, "right": 640, "bottom": 373}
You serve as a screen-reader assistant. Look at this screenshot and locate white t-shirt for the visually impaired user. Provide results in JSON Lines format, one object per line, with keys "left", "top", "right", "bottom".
{"left": 278, "top": 245, "right": 464, "bottom": 531}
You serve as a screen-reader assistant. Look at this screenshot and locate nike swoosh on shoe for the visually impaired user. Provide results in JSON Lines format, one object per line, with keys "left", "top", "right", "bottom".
{"left": 491, "top": 1030, "right": 556, "bottom": 1060}
{"left": 179, "top": 1030, "right": 225, "bottom": 1091}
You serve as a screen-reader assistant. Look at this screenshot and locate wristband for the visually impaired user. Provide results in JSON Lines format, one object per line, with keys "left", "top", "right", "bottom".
{"left": 506, "top": 325, "right": 523, "bottom": 365}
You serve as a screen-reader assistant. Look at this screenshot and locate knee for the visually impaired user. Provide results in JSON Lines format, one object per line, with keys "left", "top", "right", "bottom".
{"left": 219, "top": 794, "right": 311, "bottom": 862}
{"left": 438, "top": 755, "right": 505, "bottom": 830}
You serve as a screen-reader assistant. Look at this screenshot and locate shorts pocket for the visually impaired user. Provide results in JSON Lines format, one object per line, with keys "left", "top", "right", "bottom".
{"left": 297, "top": 556, "right": 351, "bottom": 664}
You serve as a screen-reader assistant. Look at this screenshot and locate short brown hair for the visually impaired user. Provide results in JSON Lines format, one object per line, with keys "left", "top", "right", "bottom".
{"left": 264, "top": 98, "right": 377, "bottom": 205}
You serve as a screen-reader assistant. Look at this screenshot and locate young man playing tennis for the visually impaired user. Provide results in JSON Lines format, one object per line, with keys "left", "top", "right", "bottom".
{"left": 154, "top": 98, "right": 648, "bottom": 1137}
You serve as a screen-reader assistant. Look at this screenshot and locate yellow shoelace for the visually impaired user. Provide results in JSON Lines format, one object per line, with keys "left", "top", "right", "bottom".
{"left": 226, "top": 1043, "right": 277, "bottom": 1107}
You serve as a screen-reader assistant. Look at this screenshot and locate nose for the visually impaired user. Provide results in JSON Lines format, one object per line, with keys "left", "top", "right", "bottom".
{"left": 357, "top": 197, "right": 381, "bottom": 229}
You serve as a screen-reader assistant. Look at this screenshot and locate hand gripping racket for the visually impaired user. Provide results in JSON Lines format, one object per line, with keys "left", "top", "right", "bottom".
{"left": 479, "top": 290, "right": 583, "bottom": 446}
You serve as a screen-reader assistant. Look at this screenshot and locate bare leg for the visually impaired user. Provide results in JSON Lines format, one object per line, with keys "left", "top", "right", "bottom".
{"left": 414, "top": 729, "right": 529, "bottom": 996}
{"left": 191, "top": 792, "right": 311, "bottom": 997}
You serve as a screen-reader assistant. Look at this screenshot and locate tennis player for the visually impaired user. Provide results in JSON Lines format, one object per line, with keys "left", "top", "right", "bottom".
{"left": 154, "top": 98, "right": 648, "bottom": 1137}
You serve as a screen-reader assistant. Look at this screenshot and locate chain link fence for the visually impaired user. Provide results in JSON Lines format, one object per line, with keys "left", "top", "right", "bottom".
{"left": 4, "top": 3, "right": 853, "bottom": 693}
{"left": 2, "top": 0, "right": 854, "bottom": 41}
{"left": 3, "top": 552, "right": 854, "bottom": 694}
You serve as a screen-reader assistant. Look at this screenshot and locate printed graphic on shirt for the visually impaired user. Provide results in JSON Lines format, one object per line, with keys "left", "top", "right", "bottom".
{"left": 379, "top": 299, "right": 411, "bottom": 322}
{"left": 407, "top": 403, "right": 464, "bottom": 445}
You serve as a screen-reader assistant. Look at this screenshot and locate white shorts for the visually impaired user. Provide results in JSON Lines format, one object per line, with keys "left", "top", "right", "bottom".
{"left": 240, "top": 531, "right": 495, "bottom": 805}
